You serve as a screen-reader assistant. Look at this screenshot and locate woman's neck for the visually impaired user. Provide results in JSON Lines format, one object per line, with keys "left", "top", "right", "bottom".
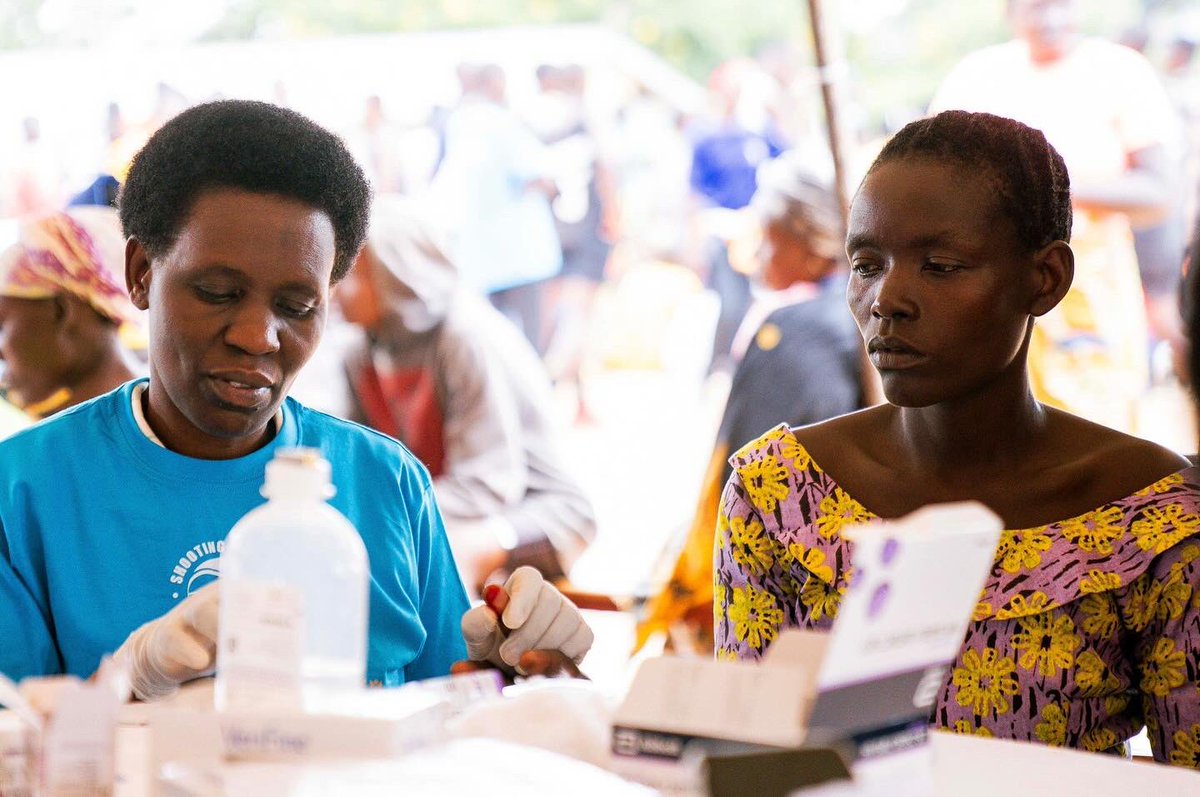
{"left": 890, "top": 373, "right": 1049, "bottom": 479}
{"left": 66, "top": 348, "right": 140, "bottom": 409}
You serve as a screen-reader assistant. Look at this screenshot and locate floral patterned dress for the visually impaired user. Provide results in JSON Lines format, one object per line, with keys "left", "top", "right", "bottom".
{"left": 714, "top": 424, "right": 1200, "bottom": 767}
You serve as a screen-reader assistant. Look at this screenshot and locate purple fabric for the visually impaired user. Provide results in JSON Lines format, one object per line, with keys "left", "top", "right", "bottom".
{"left": 714, "top": 424, "right": 1200, "bottom": 767}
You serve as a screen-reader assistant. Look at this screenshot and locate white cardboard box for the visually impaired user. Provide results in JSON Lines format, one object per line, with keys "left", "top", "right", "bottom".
{"left": 613, "top": 502, "right": 1003, "bottom": 760}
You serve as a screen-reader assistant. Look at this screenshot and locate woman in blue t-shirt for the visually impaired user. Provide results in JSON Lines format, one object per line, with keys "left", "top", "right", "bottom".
{"left": 0, "top": 100, "right": 591, "bottom": 699}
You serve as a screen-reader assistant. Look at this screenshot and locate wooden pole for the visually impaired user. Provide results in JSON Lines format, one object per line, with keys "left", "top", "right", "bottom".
{"left": 803, "top": 0, "right": 883, "bottom": 405}
{"left": 805, "top": 0, "right": 850, "bottom": 222}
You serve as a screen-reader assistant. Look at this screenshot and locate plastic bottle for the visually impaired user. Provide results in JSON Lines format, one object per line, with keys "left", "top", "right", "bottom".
{"left": 215, "top": 448, "right": 369, "bottom": 713}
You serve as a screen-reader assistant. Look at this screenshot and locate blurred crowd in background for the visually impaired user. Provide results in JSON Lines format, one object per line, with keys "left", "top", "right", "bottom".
{"left": 2, "top": 0, "right": 1200, "bottom": 642}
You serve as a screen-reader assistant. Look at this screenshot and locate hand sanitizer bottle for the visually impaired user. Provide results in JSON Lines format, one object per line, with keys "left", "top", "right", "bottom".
{"left": 216, "top": 448, "right": 369, "bottom": 713}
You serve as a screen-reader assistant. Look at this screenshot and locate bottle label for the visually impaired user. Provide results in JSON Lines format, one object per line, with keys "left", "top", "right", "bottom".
{"left": 220, "top": 581, "right": 305, "bottom": 713}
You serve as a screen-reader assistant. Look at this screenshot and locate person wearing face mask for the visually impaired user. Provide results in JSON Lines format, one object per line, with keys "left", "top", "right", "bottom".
{"left": 0, "top": 206, "right": 144, "bottom": 420}
{"left": 335, "top": 196, "right": 596, "bottom": 595}
{"left": 0, "top": 100, "right": 593, "bottom": 700}
{"left": 714, "top": 111, "right": 1200, "bottom": 766}
{"left": 637, "top": 155, "right": 862, "bottom": 652}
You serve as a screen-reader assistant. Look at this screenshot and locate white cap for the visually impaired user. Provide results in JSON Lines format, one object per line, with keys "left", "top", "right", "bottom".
{"left": 261, "top": 447, "right": 336, "bottom": 501}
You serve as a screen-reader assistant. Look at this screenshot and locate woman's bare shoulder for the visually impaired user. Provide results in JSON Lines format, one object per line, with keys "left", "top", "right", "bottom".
{"left": 789, "top": 405, "right": 892, "bottom": 468}
{"left": 1046, "top": 408, "right": 1191, "bottom": 494}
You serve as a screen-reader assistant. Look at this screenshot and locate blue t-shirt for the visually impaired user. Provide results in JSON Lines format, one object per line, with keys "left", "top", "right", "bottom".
{"left": 0, "top": 379, "right": 469, "bottom": 685}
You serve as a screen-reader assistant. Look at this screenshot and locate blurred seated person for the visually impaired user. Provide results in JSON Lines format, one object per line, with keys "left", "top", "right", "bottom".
{"left": 0, "top": 101, "right": 592, "bottom": 701}
{"left": 638, "top": 156, "right": 862, "bottom": 651}
{"left": 336, "top": 196, "right": 597, "bottom": 594}
{"left": 0, "top": 207, "right": 144, "bottom": 419}
{"left": 716, "top": 111, "right": 1200, "bottom": 766}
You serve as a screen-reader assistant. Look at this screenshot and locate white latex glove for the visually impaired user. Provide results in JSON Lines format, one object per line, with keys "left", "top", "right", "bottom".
{"left": 113, "top": 582, "right": 219, "bottom": 701}
{"left": 461, "top": 566, "right": 593, "bottom": 671}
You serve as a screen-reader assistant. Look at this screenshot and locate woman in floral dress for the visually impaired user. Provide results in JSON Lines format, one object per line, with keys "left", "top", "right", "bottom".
{"left": 714, "top": 110, "right": 1200, "bottom": 767}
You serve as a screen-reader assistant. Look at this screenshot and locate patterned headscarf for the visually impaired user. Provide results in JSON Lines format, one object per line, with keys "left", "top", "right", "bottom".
{"left": 0, "top": 206, "right": 140, "bottom": 329}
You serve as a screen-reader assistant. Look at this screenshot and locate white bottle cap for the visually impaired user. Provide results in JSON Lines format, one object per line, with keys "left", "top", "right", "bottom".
{"left": 261, "top": 447, "right": 336, "bottom": 501}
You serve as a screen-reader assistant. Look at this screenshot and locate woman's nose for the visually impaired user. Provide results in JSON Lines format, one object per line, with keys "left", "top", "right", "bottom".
{"left": 224, "top": 303, "right": 281, "bottom": 355}
{"left": 871, "top": 268, "right": 917, "bottom": 321}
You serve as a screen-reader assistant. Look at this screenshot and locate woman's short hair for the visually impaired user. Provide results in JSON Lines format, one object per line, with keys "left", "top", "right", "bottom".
{"left": 869, "top": 110, "right": 1072, "bottom": 253}
{"left": 118, "top": 99, "right": 371, "bottom": 282}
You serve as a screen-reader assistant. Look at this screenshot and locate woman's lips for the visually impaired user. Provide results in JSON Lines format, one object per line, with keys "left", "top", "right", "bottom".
{"left": 868, "top": 337, "right": 926, "bottom": 370}
{"left": 206, "top": 375, "right": 272, "bottom": 410}
{"left": 870, "top": 349, "right": 927, "bottom": 370}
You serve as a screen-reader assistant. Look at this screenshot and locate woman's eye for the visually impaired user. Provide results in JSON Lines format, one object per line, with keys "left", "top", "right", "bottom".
{"left": 194, "top": 286, "right": 237, "bottom": 303}
{"left": 924, "top": 261, "right": 962, "bottom": 274}
{"left": 278, "top": 301, "right": 316, "bottom": 320}
{"left": 851, "top": 261, "right": 881, "bottom": 277}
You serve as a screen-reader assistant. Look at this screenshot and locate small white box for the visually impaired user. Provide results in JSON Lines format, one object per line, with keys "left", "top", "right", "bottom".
{"left": 613, "top": 502, "right": 1002, "bottom": 760}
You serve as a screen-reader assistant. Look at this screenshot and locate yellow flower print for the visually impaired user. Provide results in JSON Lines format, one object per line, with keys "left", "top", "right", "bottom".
{"left": 995, "top": 591, "right": 1051, "bottom": 621}
{"left": 1156, "top": 565, "right": 1193, "bottom": 623}
{"left": 814, "top": 488, "right": 870, "bottom": 540}
{"left": 1078, "top": 570, "right": 1122, "bottom": 595}
{"left": 716, "top": 647, "right": 739, "bottom": 662}
{"left": 740, "top": 455, "right": 791, "bottom": 514}
{"left": 952, "top": 648, "right": 1020, "bottom": 717}
{"left": 1081, "top": 727, "right": 1120, "bottom": 753}
{"left": 1135, "top": 473, "right": 1184, "bottom": 497}
{"left": 735, "top": 427, "right": 786, "bottom": 461}
{"left": 973, "top": 601, "right": 993, "bottom": 622}
{"left": 727, "top": 585, "right": 784, "bottom": 651}
{"left": 1104, "top": 694, "right": 1130, "bottom": 717}
{"left": 771, "top": 541, "right": 802, "bottom": 597}
{"left": 1075, "top": 650, "right": 1121, "bottom": 697}
{"left": 1061, "top": 506, "right": 1125, "bottom": 555}
{"left": 1140, "top": 637, "right": 1187, "bottom": 697}
{"left": 1179, "top": 544, "right": 1200, "bottom": 566}
{"left": 995, "top": 528, "right": 1053, "bottom": 574}
{"left": 788, "top": 542, "right": 835, "bottom": 583}
{"left": 1034, "top": 703, "right": 1068, "bottom": 746}
{"left": 1131, "top": 504, "right": 1200, "bottom": 554}
{"left": 779, "top": 438, "right": 816, "bottom": 473}
{"left": 1011, "top": 610, "right": 1081, "bottom": 676}
{"left": 1122, "top": 574, "right": 1157, "bottom": 632}
{"left": 773, "top": 537, "right": 794, "bottom": 567}
{"left": 800, "top": 576, "right": 843, "bottom": 621}
{"left": 728, "top": 516, "right": 774, "bottom": 577}
{"left": 1146, "top": 710, "right": 1162, "bottom": 743}
{"left": 951, "top": 720, "right": 993, "bottom": 738}
{"left": 1079, "top": 593, "right": 1119, "bottom": 638}
{"left": 1169, "top": 724, "right": 1200, "bottom": 768}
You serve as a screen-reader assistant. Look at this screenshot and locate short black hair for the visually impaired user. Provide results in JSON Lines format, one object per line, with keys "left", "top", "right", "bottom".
{"left": 119, "top": 99, "right": 371, "bottom": 282}
{"left": 869, "top": 110, "right": 1072, "bottom": 253}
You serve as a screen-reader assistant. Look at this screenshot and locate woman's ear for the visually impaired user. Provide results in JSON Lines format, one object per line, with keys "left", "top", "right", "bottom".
{"left": 1029, "top": 240, "right": 1073, "bottom": 317}
{"left": 125, "top": 238, "right": 151, "bottom": 311}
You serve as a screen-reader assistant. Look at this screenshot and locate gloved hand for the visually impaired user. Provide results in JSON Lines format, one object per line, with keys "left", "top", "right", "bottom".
{"left": 113, "top": 582, "right": 219, "bottom": 701}
{"left": 461, "top": 566, "right": 593, "bottom": 673}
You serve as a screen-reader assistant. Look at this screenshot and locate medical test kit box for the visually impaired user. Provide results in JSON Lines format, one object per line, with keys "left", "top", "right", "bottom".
{"left": 611, "top": 502, "right": 1003, "bottom": 793}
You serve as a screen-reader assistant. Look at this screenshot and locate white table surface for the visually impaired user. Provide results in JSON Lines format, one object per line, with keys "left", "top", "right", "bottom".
{"left": 3, "top": 690, "right": 1195, "bottom": 796}
{"left": 109, "top": 723, "right": 1200, "bottom": 796}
